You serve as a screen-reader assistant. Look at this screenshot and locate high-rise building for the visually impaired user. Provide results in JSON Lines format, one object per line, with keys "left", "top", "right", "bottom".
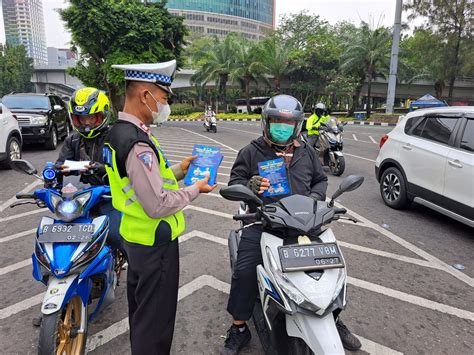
{"left": 2, "top": 0, "right": 47, "bottom": 64}
{"left": 47, "top": 47, "right": 77, "bottom": 66}
{"left": 146, "top": 0, "right": 275, "bottom": 40}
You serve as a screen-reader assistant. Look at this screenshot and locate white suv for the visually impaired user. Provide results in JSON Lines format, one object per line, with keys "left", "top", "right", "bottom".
{"left": 0, "top": 103, "right": 22, "bottom": 169}
{"left": 375, "top": 107, "right": 473, "bottom": 227}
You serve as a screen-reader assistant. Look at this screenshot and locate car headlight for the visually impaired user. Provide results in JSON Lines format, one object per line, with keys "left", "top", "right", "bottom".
{"left": 53, "top": 191, "right": 92, "bottom": 222}
{"left": 30, "top": 116, "right": 48, "bottom": 125}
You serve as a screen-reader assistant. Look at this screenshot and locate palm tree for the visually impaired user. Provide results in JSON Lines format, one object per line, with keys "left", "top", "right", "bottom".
{"left": 257, "top": 37, "right": 294, "bottom": 93}
{"left": 340, "top": 23, "right": 391, "bottom": 118}
{"left": 229, "top": 38, "right": 268, "bottom": 113}
{"left": 191, "top": 34, "right": 239, "bottom": 112}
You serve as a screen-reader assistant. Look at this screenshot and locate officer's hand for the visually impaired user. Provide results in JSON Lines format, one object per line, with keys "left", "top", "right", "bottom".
{"left": 195, "top": 173, "right": 217, "bottom": 193}
{"left": 58, "top": 164, "right": 70, "bottom": 176}
{"left": 180, "top": 156, "right": 197, "bottom": 175}
{"left": 248, "top": 175, "right": 270, "bottom": 195}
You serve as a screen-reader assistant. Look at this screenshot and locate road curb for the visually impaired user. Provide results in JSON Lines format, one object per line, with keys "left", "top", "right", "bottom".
{"left": 345, "top": 121, "right": 397, "bottom": 127}
{"left": 164, "top": 118, "right": 396, "bottom": 126}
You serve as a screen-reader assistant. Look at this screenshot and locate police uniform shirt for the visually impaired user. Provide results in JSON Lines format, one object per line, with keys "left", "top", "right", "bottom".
{"left": 119, "top": 112, "right": 200, "bottom": 218}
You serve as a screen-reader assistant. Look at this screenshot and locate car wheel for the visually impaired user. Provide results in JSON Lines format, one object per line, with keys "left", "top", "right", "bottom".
{"left": 45, "top": 128, "right": 58, "bottom": 150}
{"left": 62, "top": 123, "right": 71, "bottom": 141}
{"left": 1, "top": 136, "right": 22, "bottom": 169}
{"left": 380, "top": 167, "right": 409, "bottom": 209}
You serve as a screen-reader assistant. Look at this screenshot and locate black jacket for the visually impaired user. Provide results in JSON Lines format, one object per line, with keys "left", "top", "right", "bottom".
{"left": 229, "top": 137, "right": 328, "bottom": 205}
{"left": 56, "top": 129, "right": 109, "bottom": 186}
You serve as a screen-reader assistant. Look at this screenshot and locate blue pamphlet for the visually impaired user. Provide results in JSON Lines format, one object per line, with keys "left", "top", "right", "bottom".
{"left": 184, "top": 145, "right": 223, "bottom": 186}
{"left": 258, "top": 158, "right": 291, "bottom": 197}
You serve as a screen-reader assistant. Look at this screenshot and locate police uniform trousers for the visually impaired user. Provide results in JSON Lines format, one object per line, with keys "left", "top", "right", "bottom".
{"left": 123, "top": 237, "right": 179, "bottom": 355}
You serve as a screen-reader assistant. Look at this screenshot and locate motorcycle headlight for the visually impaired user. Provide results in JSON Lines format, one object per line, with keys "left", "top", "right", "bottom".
{"left": 30, "top": 115, "right": 49, "bottom": 125}
{"left": 35, "top": 242, "right": 51, "bottom": 271}
{"left": 266, "top": 247, "right": 306, "bottom": 305}
{"left": 54, "top": 191, "right": 92, "bottom": 222}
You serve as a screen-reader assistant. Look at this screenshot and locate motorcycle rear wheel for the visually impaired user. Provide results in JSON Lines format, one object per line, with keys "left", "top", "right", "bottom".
{"left": 38, "top": 296, "right": 87, "bottom": 355}
{"left": 330, "top": 155, "right": 345, "bottom": 176}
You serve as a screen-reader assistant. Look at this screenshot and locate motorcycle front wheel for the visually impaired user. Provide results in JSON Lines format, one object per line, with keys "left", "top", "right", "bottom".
{"left": 288, "top": 337, "right": 313, "bottom": 355}
{"left": 330, "top": 155, "right": 345, "bottom": 176}
{"left": 38, "top": 296, "right": 87, "bottom": 355}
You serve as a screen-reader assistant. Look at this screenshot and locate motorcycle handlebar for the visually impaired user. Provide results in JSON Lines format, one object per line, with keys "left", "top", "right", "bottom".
{"left": 16, "top": 193, "right": 35, "bottom": 199}
{"left": 334, "top": 207, "right": 347, "bottom": 214}
{"left": 233, "top": 213, "right": 259, "bottom": 221}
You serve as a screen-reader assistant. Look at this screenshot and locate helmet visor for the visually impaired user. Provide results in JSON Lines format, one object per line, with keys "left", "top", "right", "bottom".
{"left": 71, "top": 112, "right": 104, "bottom": 130}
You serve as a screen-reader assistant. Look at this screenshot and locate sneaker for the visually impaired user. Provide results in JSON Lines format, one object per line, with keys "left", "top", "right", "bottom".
{"left": 336, "top": 319, "right": 362, "bottom": 351}
{"left": 220, "top": 324, "right": 251, "bottom": 355}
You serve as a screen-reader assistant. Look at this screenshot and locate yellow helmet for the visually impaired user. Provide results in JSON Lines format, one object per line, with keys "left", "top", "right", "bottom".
{"left": 69, "top": 87, "right": 111, "bottom": 139}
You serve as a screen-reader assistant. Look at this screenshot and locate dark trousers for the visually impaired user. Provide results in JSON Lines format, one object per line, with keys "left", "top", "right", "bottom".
{"left": 227, "top": 225, "right": 263, "bottom": 321}
{"left": 308, "top": 134, "right": 320, "bottom": 149}
{"left": 123, "top": 238, "right": 180, "bottom": 355}
{"left": 95, "top": 200, "right": 123, "bottom": 250}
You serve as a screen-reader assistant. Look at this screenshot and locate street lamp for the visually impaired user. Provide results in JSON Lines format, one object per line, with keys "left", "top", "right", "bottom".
{"left": 386, "top": 0, "right": 403, "bottom": 114}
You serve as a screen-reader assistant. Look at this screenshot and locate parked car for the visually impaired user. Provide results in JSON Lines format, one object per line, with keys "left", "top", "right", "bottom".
{"left": 375, "top": 107, "right": 474, "bottom": 227}
{"left": 2, "top": 93, "right": 71, "bottom": 150}
{"left": 0, "top": 104, "right": 22, "bottom": 168}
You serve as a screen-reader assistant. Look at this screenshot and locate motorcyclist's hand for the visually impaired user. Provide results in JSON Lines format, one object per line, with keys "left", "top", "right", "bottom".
{"left": 195, "top": 173, "right": 217, "bottom": 193}
{"left": 58, "top": 164, "right": 70, "bottom": 175}
{"left": 180, "top": 156, "right": 197, "bottom": 175}
{"left": 248, "top": 175, "right": 270, "bottom": 195}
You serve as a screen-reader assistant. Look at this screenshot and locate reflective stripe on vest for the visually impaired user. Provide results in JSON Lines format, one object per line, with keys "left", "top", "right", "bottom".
{"left": 104, "top": 137, "right": 185, "bottom": 246}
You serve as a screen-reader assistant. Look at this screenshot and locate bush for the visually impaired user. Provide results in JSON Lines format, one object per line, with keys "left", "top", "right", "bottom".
{"left": 217, "top": 113, "right": 261, "bottom": 120}
{"left": 170, "top": 112, "right": 202, "bottom": 120}
{"left": 171, "top": 103, "right": 203, "bottom": 116}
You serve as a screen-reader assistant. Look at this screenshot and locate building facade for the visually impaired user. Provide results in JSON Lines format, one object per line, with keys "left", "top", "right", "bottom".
{"left": 2, "top": 0, "right": 47, "bottom": 64}
{"left": 147, "top": 0, "right": 275, "bottom": 39}
{"left": 47, "top": 47, "right": 77, "bottom": 66}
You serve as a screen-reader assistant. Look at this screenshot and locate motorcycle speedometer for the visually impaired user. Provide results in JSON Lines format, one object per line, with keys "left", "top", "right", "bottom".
{"left": 43, "top": 167, "right": 57, "bottom": 181}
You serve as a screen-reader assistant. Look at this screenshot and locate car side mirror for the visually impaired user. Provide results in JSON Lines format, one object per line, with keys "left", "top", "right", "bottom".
{"left": 53, "top": 105, "right": 63, "bottom": 112}
{"left": 10, "top": 159, "right": 38, "bottom": 175}
{"left": 220, "top": 185, "right": 263, "bottom": 206}
{"left": 329, "top": 175, "right": 364, "bottom": 206}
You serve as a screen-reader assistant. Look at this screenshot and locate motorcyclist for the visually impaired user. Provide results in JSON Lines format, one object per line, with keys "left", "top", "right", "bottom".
{"left": 221, "top": 95, "right": 361, "bottom": 354}
{"left": 306, "top": 102, "right": 331, "bottom": 148}
{"left": 205, "top": 105, "right": 215, "bottom": 126}
{"left": 55, "top": 87, "right": 121, "bottom": 250}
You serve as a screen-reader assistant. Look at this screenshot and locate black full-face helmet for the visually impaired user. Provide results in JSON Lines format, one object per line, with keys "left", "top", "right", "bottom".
{"left": 262, "top": 95, "right": 305, "bottom": 148}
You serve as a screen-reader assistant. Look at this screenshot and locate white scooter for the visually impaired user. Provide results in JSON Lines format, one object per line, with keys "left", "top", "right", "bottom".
{"left": 204, "top": 114, "right": 217, "bottom": 133}
{"left": 220, "top": 175, "right": 364, "bottom": 354}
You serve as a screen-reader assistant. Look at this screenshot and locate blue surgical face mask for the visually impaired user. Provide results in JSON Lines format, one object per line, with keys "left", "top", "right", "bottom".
{"left": 269, "top": 123, "right": 294, "bottom": 143}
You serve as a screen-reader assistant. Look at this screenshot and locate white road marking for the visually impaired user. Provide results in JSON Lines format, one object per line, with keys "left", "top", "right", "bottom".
{"left": 0, "top": 180, "right": 43, "bottom": 214}
{"left": 369, "top": 136, "right": 377, "bottom": 144}
{"left": 168, "top": 159, "right": 233, "bottom": 169}
{"left": 357, "top": 334, "right": 403, "bottom": 355}
{"left": 352, "top": 134, "right": 358, "bottom": 141}
{"left": 336, "top": 202, "right": 474, "bottom": 288}
{"left": 219, "top": 126, "right": 260, "bottom": 135}
{"left": 0, "top": 228, "right": 36, "bottom": 243}
{"left": 160, "top": 141, "right": 237, "bottom": 153}
{"left": 184, "top": 205, "right": 234, "bottom": 219}
{"left": 338, "top": 241, "right": 443, "bottom": 270}
{"left": 0, "top": 293, "right": 43, "bottom": 320}
{"left": 165, "top": 153, "right": 235, "bottom": 164}
{"left": 179, "top": 230, "right": 227, "bottom": 246}
{"left": 85, "top": 275, "right": 230, "bottom": 352}
{"left": 178, "top": 128, "right": 239, "bottom": 153}
{"left": 348, "top": 276, "right": 474, "bottom": 322}
{"left": 160, "top": 147, "right": 237, "bottom": 157}
{"left": 0, "top": 258, "right": 31, "bottom": 276}
{"left": 0, "top": 208, "right": 47, "bottom": 223}
{"left": 345, "top": 138, "right": 376, "bottom": 145}
{"left": 344, "top": 153, "right": 376, "bottom": 162}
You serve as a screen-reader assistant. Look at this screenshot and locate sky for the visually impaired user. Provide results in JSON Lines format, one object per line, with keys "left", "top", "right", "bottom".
{"left": 0, "top": 0, "right": 407, "bottom": 48}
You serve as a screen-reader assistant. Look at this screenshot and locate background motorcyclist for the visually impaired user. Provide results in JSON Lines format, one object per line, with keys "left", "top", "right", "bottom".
{"left": 220, "top": 95, "right": 361, "bottom": 354}
{"left": 306, "top": 102, "right": 331, "bottom": 148}
{"left": 55, "top": 87, "right": 122, "bottom": 250}
{"left": 205, "top": 104, "right": 216, "bottom": 125}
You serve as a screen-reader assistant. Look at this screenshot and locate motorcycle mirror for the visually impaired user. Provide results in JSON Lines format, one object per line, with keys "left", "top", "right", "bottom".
{"left": 220, "top": 185, "right": 263, "bottom": 206}
{"left": 329, "top": 175, "right": 364, "bottom": 206}
{"left": 10, "top": 159, "right": 38, "bottom": 176}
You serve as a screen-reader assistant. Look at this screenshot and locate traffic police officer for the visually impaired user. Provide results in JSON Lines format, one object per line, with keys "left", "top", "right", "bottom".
{"left": 104, "top": 60, "right": 216, "bottom": 354}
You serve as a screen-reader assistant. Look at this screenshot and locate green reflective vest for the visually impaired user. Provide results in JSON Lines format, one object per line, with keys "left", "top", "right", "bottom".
{"left": 104, "top": 121, "right": 185, "bottom": 246}
{"left": 306, "top": 114, "right": 331, "bottom": 136}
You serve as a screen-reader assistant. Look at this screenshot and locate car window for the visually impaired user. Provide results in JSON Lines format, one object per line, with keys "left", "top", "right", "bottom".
{"left": 411, "top": 116, "right": 458, "bottom": 145}
{"left": 404, "top": 116, "right": 423, "bottom": 134}
{"left": 460, "top": 119, "right": 474, "bottom": 152}
{"left": 3, "top": 95, "right": 50, "bottom": 110}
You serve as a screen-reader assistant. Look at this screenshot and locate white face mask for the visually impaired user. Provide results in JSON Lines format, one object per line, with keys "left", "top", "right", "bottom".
{"left": 146, "top": 91, "right": 171, "bottom": 124}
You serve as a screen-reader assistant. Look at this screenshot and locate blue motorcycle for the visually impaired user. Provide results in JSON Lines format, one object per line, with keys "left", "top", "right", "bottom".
{"left": 10, "top": 159, "right": 124, "bottom": 355}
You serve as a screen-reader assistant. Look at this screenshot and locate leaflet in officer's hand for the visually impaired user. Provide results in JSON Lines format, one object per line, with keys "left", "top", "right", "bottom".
{"left": 258, "top": 158, "right": 291, "bottom": 197}
{"left": 184, "top": 145, "right": 223, "bottom": 186}
{"left": 64, "top": 160, "right": 90, "bottom": 171}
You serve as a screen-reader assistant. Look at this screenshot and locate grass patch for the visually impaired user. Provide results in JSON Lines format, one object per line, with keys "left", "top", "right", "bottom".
{"left": 217, "top": 113, "right": 261, "bottom": 120}
{"left": 169, "top": 112, "right": 202, "bottom": 120}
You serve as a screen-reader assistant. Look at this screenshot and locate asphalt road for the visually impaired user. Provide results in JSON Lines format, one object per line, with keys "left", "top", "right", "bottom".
{"left": 0, "top": 121, "right": 472, "bottom": 355}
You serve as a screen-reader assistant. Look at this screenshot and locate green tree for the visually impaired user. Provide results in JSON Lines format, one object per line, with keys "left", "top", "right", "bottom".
{"left": 191, "top": 34, "right": 239, "bottom": 112}
{"left": 340, "top": 23, "right": 391, "bottom": 117}
{"left": 60, "top": 0, "right": 187, "bottom": 114}
{"left": 404, "top": 0, "right": 473, "bottom": 102}
{"left": 0, "top": 44, "right": 34, "bottom": 96}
